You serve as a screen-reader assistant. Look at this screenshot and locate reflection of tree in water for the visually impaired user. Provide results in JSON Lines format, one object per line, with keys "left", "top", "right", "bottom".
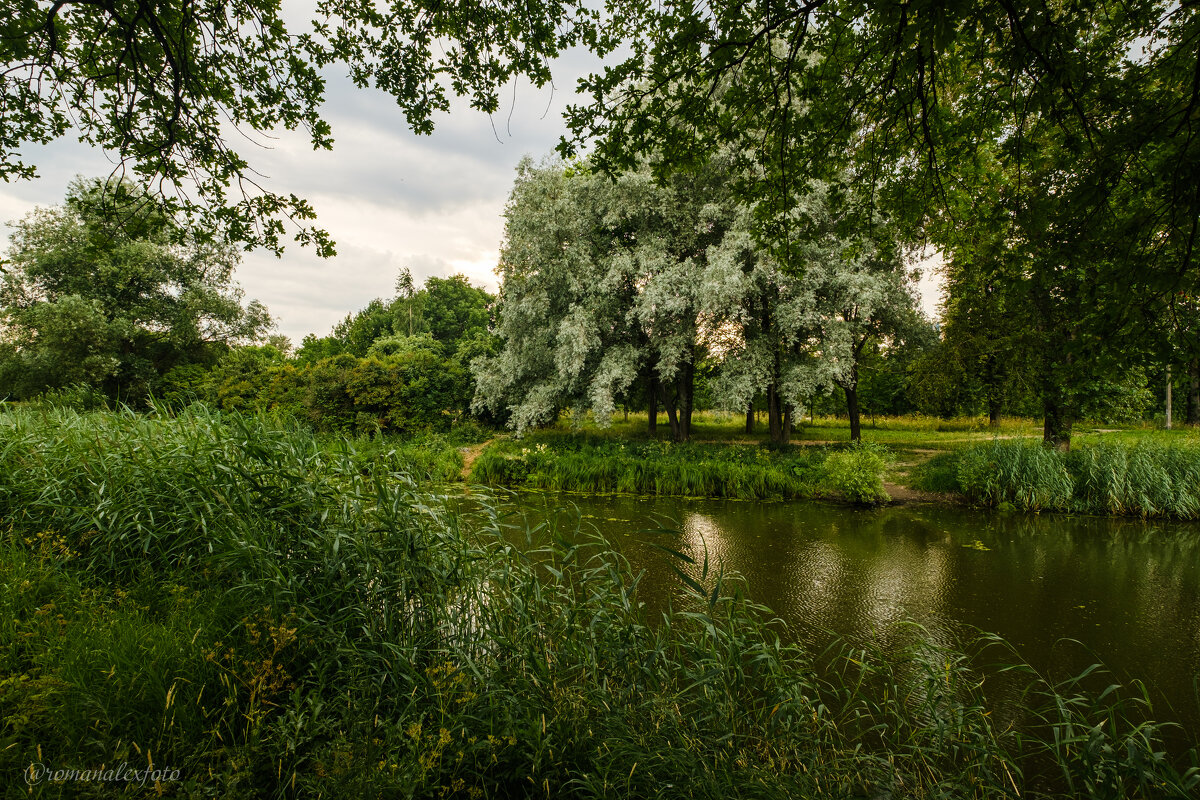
{"left": 493, "top": 491, "right": 1200, "bottom": 733}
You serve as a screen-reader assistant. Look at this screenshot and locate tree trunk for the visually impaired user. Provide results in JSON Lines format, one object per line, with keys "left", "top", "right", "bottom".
{"left": 676, "top": 362, "right": 694, "bottom": 443}
{"left": 663, "top": 402, "right": 680, "bottom": 441}
{"left": 983, "top": 353, "right": 1004, "bottom": 429}
{"left": 782, "top": 404, "right": 793, "bottom": 445}
{"left": 660, "top": 381, "right": 680, "bottom": 441}
{"left": 1166, "top": 364, "right": 1173, "bottom": 430}
{"left": 1042, "top": 395, "right": 1073, "bottom": 451}
{"left": 843, "top": 362, "right": 862, "bottom": 442}
{"left": 745, "top": 403, "right": 754, "bottom": 434}
{"left": 763, "top": 293, "right": 785, "bottom": 445}
{"left": 1188, "top": 359, "right": 1200, "bottom": 426}
{"left": 1038, "top": 354, "right": 1075, "bottom": 450}
{"left": 1037, "top": 344, "right": 1074, "bottom": 450}
{"left": 844, "top": 384, "right": 861, "bottom": 443}
{"left": 767, "top": 383, "right": 784, "bottom": 443}
{"left": 648, "top": 377, "right": 658, "bottom": 435}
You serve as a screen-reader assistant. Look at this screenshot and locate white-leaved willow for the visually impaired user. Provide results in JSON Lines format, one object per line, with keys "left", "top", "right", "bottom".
{"left": 473, "top": 156, "right": 731, "bottom": 441}
{"left": 474, "top": 157, "right": 921, "bottom": 442}
{"left": 700, "top": 178, "right": 919, "bottom": 441}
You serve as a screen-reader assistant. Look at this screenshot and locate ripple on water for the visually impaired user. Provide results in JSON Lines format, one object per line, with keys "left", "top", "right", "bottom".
{"left": 502, "top": 492, "right": 1200, "bottom": 735}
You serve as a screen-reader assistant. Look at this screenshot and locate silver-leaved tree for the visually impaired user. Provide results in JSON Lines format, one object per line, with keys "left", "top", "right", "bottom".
{"left": 475, "top": 156, "right": 920, "bottom": 442}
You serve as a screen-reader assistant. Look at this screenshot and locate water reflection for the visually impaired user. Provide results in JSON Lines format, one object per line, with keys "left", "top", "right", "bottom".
{"left": 493, "top": 492, "right": 1200, "bottom": 732}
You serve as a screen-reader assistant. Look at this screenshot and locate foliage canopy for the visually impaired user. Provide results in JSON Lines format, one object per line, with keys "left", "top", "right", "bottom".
{"left": 0, "top": 0, "right": 610, "bottom": 253}
{"left": 0, "top": 178, "right": 270, "bottom": 401}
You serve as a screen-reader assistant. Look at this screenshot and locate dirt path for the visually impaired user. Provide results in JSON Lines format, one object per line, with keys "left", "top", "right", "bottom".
{"left": 883, "top": 481, "right": 950, "bottom": 503}
{"left": 884, "top": 448, "right": 959, "bottom": 505}
{"left": 459, "top": 439, "right": 495, "bottom": 480}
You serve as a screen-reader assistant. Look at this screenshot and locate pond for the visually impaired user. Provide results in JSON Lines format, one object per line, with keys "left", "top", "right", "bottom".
{"left": 487, "top": 492, "right": 1200, "bottom": 735}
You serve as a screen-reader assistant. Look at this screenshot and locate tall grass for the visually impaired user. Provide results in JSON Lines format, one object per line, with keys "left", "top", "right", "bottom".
{"left": 957, "top": 441, "right": 1075, "bottom": 511}
{"left": 1068, "top": 442, "right": 1200, "bottom": 518}
{"left": 1, "top": 404, "right": 476, "bottom": 794}
{"left": 470, "top": 433, "right": 827, "bottom": 500}
{"left": 472, "top": 433, "right": 896, "bottom": 505}
{"left": 941, "top": 440, "right": 1200, "bottom": 518}
{"left": 0, "top": 405, "right": 1195, "bottom": 797}
{"left": 320, "top": 430, "right": 466, "bottom": 483}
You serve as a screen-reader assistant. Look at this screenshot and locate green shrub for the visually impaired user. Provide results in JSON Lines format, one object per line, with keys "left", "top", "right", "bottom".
{"left": 194, "top": 345, "right": 479, "bottom": 435}
{"left": 154, "top": 362, "right": 212, "bottom": 408}
{"left": 823, "top": 443, "right": 891, "bottom": 504}
{"left": 443, "top": 418, "right": 494, "bottom": 445}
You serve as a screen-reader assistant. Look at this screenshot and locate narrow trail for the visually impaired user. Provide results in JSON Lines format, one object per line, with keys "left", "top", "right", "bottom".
{"left": 882, "top": 481, "right": 947, "bottom": 503}
{"left": 459, "top": 438, "right": 495, "bottom": 480}
{"left": 884, "top": 448, "right": 956, "bottom": 505}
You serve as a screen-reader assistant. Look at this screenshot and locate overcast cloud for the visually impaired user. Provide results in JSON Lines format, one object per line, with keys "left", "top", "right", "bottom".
{"left": 0, "top": 42, "right": 941, "bottom": 345}
{"left": 0, "top": 39, "right": 603, "bottom": 345}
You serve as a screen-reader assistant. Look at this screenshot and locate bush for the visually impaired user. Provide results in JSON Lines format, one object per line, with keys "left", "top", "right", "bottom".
{"left": 208, "top": 350, "right": 471, "bottom": 435}
{"left": 823, "top": 443, "right": 891, "bottom": 504}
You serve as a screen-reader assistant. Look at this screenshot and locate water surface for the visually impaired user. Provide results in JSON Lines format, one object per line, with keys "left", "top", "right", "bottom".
{"left": 491, "top": 492, "right": 1200, "bottom": 732}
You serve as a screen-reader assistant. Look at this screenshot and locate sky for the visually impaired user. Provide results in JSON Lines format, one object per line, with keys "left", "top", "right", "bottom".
{"left": 0, "top": 43, "right": 944, "bottom": 346}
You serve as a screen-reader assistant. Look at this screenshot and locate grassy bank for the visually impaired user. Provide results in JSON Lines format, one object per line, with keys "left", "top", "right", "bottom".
{"left": 0, "top": 405, "right": 1196, "bottom": 797}
{"left": 914, "top": 439, "right": 1200, "bottom": 519}
{"left": 554, "top": 409, "right": 1200, "bottom": 450}
{"left": 527, "top": 412, "right": 1200, "bottom": 512}
{"left": 470, "top": 431, "right": 892, "bottom": 503}
{"left": 15, "top": 391, "right": 483, "bottom": 485}
{"left": 554, "top": 409, "right": 1056, "bottom": 444}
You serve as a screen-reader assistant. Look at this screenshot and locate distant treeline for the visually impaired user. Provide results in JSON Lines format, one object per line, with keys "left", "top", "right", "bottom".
{"left": 0, "top": 179, "right": 1174, "bottom": 435}
{"left": 154, "top": 273, "right": 499, "bottom": 435}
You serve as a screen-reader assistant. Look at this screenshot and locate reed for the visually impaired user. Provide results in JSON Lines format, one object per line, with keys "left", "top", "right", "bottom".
{"left": 947, "top": 439, "right": 1200, "bottom": 518}
{"left": 470, "top": 433, "right": 827, "bottom": 500}
{"left": 322, "top": 430, "right": 466, "bottom": 483}
{"left": 1, "top": 406, "right": 1195, "bottom": 797}
{"left": 956, "top": 440, "right": 1075, "bottom": 511}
